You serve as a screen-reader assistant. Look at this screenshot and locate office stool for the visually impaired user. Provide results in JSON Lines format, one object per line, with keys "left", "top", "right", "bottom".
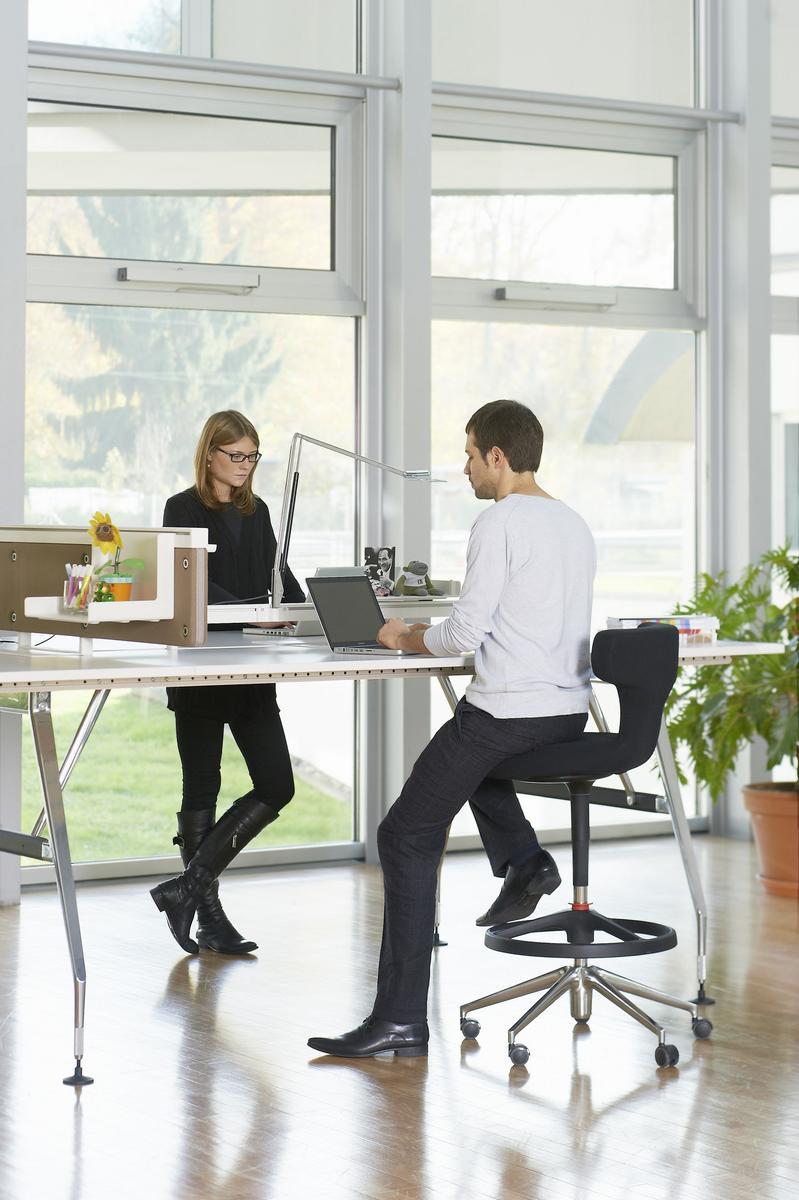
{"left": 459, "top": 624, "right": 713, "bottom": 1068}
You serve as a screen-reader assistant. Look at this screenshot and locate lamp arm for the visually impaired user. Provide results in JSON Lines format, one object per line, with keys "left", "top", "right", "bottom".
{"left": 294, "top": 434, "right": 429, "bottom": 479}
{"left": 270, "top": 432, "right": 435, "bottom": 608}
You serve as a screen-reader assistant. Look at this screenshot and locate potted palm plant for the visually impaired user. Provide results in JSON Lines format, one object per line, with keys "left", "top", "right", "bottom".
{"left": 665, "top": 548, "right": 798, "bottom": 897}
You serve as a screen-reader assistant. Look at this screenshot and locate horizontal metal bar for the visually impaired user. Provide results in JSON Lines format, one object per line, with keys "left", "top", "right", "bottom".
{"left": 29, "top": 41, "right": 399, "bottom": 94}
{"left": 432, "top": 79, "right": 741, "bottom": 125}
{"left": 20, "top": 839, "right": 364, "bottom": 885}
{"left": 0, "top": 830, "right": 52, "bottom": 860}
{"left": 507, "top": 781, "right": 665, "bottom": 813}
{"left": 772, "top": 116, "right": 799, "bottom": 131}
{"left": 448, "top": 817, "right": 706, "bottom": 852}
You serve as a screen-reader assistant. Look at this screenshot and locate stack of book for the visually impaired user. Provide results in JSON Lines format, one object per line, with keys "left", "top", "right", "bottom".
{"left": 606, "top": 615, "right": 719, "bottom": 644}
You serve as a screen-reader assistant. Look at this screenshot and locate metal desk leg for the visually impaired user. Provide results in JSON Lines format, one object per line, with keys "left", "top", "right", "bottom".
{"left": 28, "top": 692, "right": 94, "bottom": 1085}
{"left": 656, "top": 715, "right": 714, "bottom": 1005}
{"left": 433, "top": 673, "right": 461, "bottom": 948}
{"left": 31, "top": 689, "right": 110, "bottom": 839}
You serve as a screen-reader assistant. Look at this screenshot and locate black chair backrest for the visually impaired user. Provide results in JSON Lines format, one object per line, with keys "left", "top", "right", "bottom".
{"left": 590, "top": 623, "right": 679, "bottom": 766}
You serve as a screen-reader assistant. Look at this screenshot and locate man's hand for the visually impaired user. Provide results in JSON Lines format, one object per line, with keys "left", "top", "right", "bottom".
{"left": 377, "top": 618, "right": 411, "bottom": 649}
{"left": 377, "top": 619, "right": 432, "bottom": 654}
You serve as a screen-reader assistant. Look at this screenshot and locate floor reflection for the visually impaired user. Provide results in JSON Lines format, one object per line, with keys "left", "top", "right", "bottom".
{"left": 156, "top": 955, "right": 280, "bottom": 1199}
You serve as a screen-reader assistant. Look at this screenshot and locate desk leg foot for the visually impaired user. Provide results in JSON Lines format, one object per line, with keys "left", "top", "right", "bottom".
{"left": 433, "top": 927, "right": 448, "bottom": 948}
{"left": 63, "top": 1058, "right": 94, "bottom": 1087}
{"left": 690, "top": 982, "right": 716, "bottom": 1006}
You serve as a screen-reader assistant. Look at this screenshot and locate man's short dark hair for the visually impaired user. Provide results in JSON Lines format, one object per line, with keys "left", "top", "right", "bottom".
{"left": 465, "top": 400, "right": 544, "bottom": 474}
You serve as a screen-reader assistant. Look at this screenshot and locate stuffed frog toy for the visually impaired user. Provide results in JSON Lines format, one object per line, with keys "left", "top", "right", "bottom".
{"left": 393, "top": 560, "right": 444, "bottom": 597}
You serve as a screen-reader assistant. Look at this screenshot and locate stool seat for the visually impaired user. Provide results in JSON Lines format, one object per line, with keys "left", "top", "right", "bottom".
{"left": 488, "top": 732, "right": 645, "bottom": 784}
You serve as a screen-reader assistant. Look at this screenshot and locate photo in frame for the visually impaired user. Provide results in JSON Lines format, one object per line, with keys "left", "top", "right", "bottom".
{"left": 363, "top": 545, "right": 395, "bottom": 597}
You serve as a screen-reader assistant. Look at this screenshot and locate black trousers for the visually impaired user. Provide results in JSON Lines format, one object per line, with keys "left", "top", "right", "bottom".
{"left": 374, "top": 698, "right": 587, "bottom": 1023}
{"left": 174, "top": 701, "right": 295, "bottom": 814}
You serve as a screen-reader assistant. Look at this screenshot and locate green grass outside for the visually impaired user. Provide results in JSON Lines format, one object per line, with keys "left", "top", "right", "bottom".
{"left": 20, "top": 690, "right": 352, "bottom": 864}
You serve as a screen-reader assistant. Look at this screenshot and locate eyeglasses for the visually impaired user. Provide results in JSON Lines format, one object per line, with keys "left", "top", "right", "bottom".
{"left": 213, "top": 447, "right": 262, "bottom": 464}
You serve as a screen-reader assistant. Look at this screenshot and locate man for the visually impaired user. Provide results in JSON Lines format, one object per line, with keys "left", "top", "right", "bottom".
{"left": 308, "top": 400, "right": 596, "bottom": 1058}
{"left": 375, "top": 547, "right": 395, "bottom": 589}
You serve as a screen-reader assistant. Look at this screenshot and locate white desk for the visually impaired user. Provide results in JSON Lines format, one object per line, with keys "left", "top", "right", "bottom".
{"left": 0, "top": 635, "right": 782, "bottom": 1083}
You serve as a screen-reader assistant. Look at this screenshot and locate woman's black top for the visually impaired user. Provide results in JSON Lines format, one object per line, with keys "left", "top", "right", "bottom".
{"left": 163, "top": 487, "right": 305, "bottom": 720}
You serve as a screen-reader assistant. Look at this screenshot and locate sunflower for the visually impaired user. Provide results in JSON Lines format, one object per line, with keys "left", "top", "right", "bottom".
{"left": 88, "top": 512, "right": 124, "bottom": 558}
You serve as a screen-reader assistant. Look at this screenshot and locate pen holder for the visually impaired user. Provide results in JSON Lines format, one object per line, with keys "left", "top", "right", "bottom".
{"left": 62, "top": 565, "right": 94, "bottom": 612}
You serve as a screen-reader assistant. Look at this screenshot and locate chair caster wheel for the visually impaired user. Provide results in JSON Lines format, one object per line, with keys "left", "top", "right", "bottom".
{"left": 460, "top": 1018, "right": 481, "bottom": 1039}
{"left": 655, "top": 1043, "right": 679, "bottom": 1067}
{"left": 692, "top": 1017, "right": 713, "bottom": 1039}
{"left": 509, "top": 1044, "right": 530, "bottom": 1066}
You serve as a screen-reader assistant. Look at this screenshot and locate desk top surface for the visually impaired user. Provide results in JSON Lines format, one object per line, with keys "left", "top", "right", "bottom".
{"left": 0, "top": 632, "right": 473, "bottom": 692}
{"left": 0, "top": 634, "right": 784, "bottom": 694}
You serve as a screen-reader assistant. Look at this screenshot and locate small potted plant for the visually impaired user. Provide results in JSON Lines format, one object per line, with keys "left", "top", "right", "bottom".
{"left": 88, "top": 511, "right": 144, "bottom": 602}
{"left": 665, "top": 548, "right": 798, "bottom": 896}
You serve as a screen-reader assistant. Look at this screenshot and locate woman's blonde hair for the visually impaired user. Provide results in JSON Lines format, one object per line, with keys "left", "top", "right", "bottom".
{"left": 194, "top": 410, "right": 260, "bottom": 514}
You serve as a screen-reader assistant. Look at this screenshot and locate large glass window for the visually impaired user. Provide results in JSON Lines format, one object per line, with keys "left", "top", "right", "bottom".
{"left": 25, "top": 304, "right": 355, "bottom": 552}
{"left": 212, "top": 1, "right": 358, "bottom": 74}
{"left": 432, "top": 138, "right": 676, "bottom": 289}
{"left": 28, "top": 104, "right": 333, "bottom": 272}
{"left": 433, "top": 0, "right": 695, "bottom": 107}
{"left": 20, "top": 682, "right": 355, "bottom": 865}
{"left": 430, "top": 320, "right": 697, "bottom": 834}
{"left": 29, "top": 0, "right": 181, "bottom": 53}
{"left": 771, "top": 167, "right": 799, "bottom": 297}
{"left": 28, "top": 0, "right": 359, "bottom": 72}
{"left": 22, "top": 305, "right": 357, "bottom": 864}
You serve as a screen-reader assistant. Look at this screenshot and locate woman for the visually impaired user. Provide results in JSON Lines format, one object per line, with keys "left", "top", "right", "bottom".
{"left": 150, "top": 410, "right": 304, "bottom": 956}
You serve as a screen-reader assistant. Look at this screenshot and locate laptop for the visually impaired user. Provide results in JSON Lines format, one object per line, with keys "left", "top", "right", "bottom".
{"left": 305, "top": 574, "right": 410, "bottom": 656}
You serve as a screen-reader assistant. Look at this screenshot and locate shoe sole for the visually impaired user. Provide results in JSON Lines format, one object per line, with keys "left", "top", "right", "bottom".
{"left": 475, "top": 872, "right": 561, "bottom": 927}
{"left": 308, "top": 1043, "right": 428, "bottom": 1058}
{"left": 197, "top": 936, "right": 258, "bottom": 955}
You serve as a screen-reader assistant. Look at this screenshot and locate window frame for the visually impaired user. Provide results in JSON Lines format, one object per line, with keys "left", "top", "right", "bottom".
{"left": 431, "top": 104, "right": 704, "bottom": 330}
{"left": 771, "top": 134, "right": 799, "bottom": 329}
{"left": 26, "top": 62, "right": 365, "bottom": 317}
{"left": 23, "top": 55, "right": 366, "bottom": 881}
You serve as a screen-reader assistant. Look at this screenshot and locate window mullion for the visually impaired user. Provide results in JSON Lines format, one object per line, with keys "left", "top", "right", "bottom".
{"left": 181, "top": 0, "right": 213, "bottom": 59}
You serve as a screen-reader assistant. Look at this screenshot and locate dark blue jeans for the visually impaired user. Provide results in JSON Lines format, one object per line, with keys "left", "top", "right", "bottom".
{"left": 374, "top": 698, "right": 587, "bottom": 1023}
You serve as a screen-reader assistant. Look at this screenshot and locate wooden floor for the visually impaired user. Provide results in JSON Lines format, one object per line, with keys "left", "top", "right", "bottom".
{"left": 1, "top": 836, "right": 798, "bottom": 1200}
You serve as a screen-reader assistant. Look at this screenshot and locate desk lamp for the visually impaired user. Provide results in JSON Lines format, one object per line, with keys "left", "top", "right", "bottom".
{"left": 270, "top": 432, "right": 438, "bottom": 607}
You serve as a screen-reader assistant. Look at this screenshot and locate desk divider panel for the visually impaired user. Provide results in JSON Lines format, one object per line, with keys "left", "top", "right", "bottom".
{"left": 1, "top": 538, "right": 207, "bottom": 647}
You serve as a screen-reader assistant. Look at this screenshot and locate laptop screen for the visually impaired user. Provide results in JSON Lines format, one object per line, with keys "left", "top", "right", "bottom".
{"left": 305, "top": 575, "right": 385, "bottom": 645}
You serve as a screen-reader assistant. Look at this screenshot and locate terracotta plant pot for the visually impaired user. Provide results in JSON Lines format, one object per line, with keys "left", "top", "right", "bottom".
{"left": 742, "top": 782, "right": 799, "bottom": 897}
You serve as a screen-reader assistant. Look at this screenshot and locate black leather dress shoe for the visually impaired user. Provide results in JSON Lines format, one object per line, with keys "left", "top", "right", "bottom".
{"left": 475, "top": 849, "right": 561, "bottom": 926}
{"left": 307, "top": 1015, "right": 429, "bottom": 1058}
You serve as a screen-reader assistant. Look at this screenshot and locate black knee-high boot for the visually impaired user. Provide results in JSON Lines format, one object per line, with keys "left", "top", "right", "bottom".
{"left": 151, "top": 794, "right": 279, "bottom": 954}
{"left": 174, "top": 809, "right": 259, "bottom": 955}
